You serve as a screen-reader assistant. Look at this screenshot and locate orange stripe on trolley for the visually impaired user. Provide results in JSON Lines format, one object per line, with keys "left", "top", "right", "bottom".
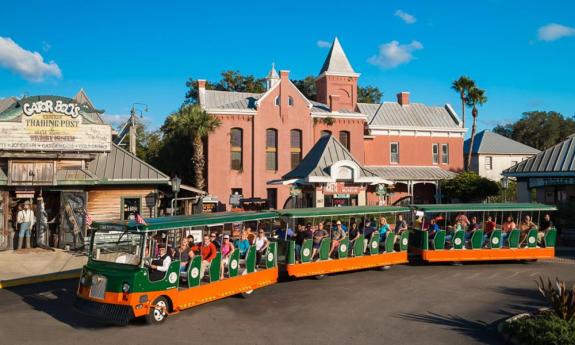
{"left": 420, "top": 247, "right": 555, "bottom": 262}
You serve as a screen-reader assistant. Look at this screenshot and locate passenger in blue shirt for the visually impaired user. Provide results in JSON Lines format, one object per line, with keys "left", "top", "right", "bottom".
{"left": 379, "top": 217, "right": 391, "bottom": 241}
{"left": 276, "top": 226, "right": 295, "bottom": 240}
{"left": 234, "top": 230, "right": 251, "bottom": 258}
{"left": 427, "top": 219, "right": 441, "bottom": 239}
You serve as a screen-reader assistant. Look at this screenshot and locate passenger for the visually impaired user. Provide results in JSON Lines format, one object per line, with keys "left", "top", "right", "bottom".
{"left": 255, "top": 228, "right": 269, "bottom": 265}
{"left": 295, "top": 223, "right": 313, "bottom": 261}
{"left": 362, "top": 220, "right": 376, "bottom": 253}
{"left": 348, "top": 222, "right": 361, "bottom": 243}
{"left": 394, "top": 214, "right": 408, "bottom": 235}
{"left": 483, "top": 216, "right": 497, "bottom": 247}
{"left": 276, "top": 222, "right": 295, "bottom": 240}
{"left": 210, "top": 232, "right": 222, "bottom": 250}
{"left": 537, "top": 214, "right": 553, "bottom": 245}
{"left": 379, "top": 217, "right": 391, "bottom": 242}
{"left": 427, "top": 219, "right": 440, "bottom": 239}
{"left": 312, "top": 222, "right": 328, "bottom": 259}
{"left": 465, "top": 216, "right": 480, "bottom": 242}
{"left": 519, "top": 215, "right": 537, "bottom": 246}
{"left": 220, "top": 235, "right": 235, "bottom": 279}
{"left": 329, "top": 220, "right": 346, "bottom": 257}
{"left": 500, "top": 216, "right": 516, "bottom": 247}
{"left": 147, "top": 244, "right": 172, "bottom": 282}
{"left": 455, "top": 212, "right": 470, "bottom": 228}
{"left": 199, "top": 235, "right": 217, "bottom": 280}
{"left": 175, "top": 238, "right": 194, "bottom": 273}
{"left": 234, "top": 230, "right": 251, "bottom": 259}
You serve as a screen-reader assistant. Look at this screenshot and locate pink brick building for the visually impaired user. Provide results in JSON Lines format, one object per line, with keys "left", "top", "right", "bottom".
{"left": 199, "top": 38, "right": 465, "bottom": 209}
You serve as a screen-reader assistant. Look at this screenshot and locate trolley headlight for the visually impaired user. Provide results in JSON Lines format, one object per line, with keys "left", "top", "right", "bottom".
{"left": 80, "top": 276, "right": 86, "bottom": 285}
{"left": 122, "top": 283, "right": 131, "bottom": 293}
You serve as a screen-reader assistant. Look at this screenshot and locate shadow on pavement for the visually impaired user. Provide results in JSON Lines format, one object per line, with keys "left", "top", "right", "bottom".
{"left": 6, "top": 279, "right": 111, "bottom": 329}
{"left": 398, "top": 312, "right": 503, "bottom": 345}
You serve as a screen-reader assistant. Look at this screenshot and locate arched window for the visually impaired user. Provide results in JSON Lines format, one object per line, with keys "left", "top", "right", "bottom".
{"left": 321, "top": 130, "right": 332, "bottom": 137}
{"left": 288, "top": 96, "right": 294, "bottom": 107}
{"left": 339, "top": 131, "right": 350, "bottom": 150}
{"left": 266, "top": 129, "right": 278, "bottom": 171}
{"left": 290, "top": 129, "right": 302, "bottom": 169}
{"left": 230, "top": 128, "right": 243, "bottom": 170}
{"left": 275, "top": 96, "right": 280, "bottom": 106}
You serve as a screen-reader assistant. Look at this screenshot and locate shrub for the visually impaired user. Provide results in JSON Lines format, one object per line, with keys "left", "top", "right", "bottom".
{"left": 537, "top": 277, "right": 575, "bottom": 321}
{"left": 504, "top": 314, "right": 575, "bottom": 345}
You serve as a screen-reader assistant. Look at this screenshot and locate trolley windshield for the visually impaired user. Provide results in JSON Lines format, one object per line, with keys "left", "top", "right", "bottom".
{"left": 91, "top": 225, "right": 144, "bottom": 266}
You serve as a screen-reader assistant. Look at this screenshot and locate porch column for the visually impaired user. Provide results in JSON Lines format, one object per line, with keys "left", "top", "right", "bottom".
{"left": 358, "top": 190, "right": 366, "bottom": 206}
{"left": 315, "top": 188, "right": 325, "bottom": 208}
{"left": 435, "top": 181, "right": 442, "bottom": 203}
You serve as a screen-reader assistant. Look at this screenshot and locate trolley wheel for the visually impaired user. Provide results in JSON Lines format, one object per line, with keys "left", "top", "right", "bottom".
{"left": 451, "top": 261, "right": 463, "bottom": 266}
{"left": 315, "top": 274, "right": 326, "bottom": 280}
{"left": 240, "top": 289, "right": 254, "bottom": 298}
{"left": 378, "top": 265, "right": 391, "bottom": 271}
{"left": 145, "top": 296, "right": 169, "bottom": 325}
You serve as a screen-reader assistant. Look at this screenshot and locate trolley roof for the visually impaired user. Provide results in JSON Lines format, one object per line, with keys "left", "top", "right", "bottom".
{"left": 277, "top": 205, "right": 410, "bottom": 218}
{"left": 94, "top": 211, "right": 278, "bottom": 232}
{"left": 410, "top": 203, "right": 557, "bottom": 213}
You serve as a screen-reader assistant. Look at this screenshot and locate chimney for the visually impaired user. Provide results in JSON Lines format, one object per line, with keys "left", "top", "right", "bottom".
{"left": 329, "top": 94, "right": 340, "bottom": 111}
{"left": 279, "top": 70, "right": 290, "bottom": 81}
{"left": 198, "top": 79, "right": 207, "bottom": 106}
{"left": 397, "top": 91, "right": 410, "bottom": 106}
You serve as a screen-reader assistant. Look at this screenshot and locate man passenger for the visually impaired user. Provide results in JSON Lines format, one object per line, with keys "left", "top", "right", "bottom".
{"left": 519, "top": 215, "right": 537, "bottom": 246}
{"left": 329, "top": 220, "right": 346, "bottom": 257}
{"left": 148, "top": 244, "right": 172, "bottom": 281}
{"left": 200, "top": 235, "right": 217, "bottom": 280}
{"left": 312, "top": 222, "right": 328, "bottom": 260}
{"left": 394, "top": 214, "right": 408, "bottom": 235}
{"left": 537, "top": 214, "right": 553, "bottom": 245}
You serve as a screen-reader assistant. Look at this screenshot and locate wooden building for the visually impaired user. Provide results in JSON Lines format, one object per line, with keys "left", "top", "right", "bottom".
{"left": 0, "top": 92, "right": 170, "bottom": 250}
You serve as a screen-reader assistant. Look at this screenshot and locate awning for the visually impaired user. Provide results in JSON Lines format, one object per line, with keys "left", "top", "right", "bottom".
{"left": 56, "top": 168, "right": 98, "bottom": 186}
{"left": 176, "top": 183, "right": 206, "bottom": 195}
{"left": 366, "top": 166, "right": 456, "bottom": 181}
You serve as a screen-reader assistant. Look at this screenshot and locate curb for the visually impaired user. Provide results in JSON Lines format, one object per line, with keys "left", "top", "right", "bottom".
{"left": 0, "top": 269, "right": 81, "bottom": 289}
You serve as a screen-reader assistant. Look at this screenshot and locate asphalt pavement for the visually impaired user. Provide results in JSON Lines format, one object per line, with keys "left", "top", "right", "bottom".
{"left": 1, "top": 253, "right": 574, "bottom": 345}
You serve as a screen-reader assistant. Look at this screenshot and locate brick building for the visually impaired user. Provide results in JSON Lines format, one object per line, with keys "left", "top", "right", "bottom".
{"left": 200, "top": 38, "right": 464, "bottom": 209}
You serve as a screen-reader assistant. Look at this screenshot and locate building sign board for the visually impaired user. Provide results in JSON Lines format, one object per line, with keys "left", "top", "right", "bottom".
{"left": 321, "top": 182, "right": 362, "bottom": 195}
{"left": 529, "top": 177, "right": 575, "bottom": 188}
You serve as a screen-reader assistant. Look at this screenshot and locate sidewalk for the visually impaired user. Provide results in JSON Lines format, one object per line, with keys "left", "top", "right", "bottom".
{"left": 0, "top": 248, "right": 87, "bottom": 288}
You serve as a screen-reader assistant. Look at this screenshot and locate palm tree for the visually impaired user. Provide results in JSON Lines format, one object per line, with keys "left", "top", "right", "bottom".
{"left": 167, "top": 105, "right": 221, "bottom": 190}
{"left": 465, "top": 87, "right": 487, "bottom": 171}
{"left": 451, "top": 76, "right": 476, "bottom": 128}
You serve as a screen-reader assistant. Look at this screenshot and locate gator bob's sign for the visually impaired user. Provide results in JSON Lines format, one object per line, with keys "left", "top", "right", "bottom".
{"left": 0, "top": 96, "right": 111, "bottom": 152}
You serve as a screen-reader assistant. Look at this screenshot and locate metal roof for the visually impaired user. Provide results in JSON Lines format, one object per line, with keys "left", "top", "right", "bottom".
{"left": 282, "top": 135, "right": 379, "bottom": 181}
{"left": 278, "top": 205, "right": 410, "bottom": 218}
{"left": 318, "top": 37, "right": 357, "bottom": 76}
{"left": 56, "top": 168, "right": 98, "bottom": 186}
{"left": 366, "top": 166, "right": 456, "bottom": 181}
{"left": 358, "top": 102, "right": 461, "bottom": 128}
{"left": 0, "top": 97, "right": 17, "bottom": 114}
{"left": 464, "top": 130, "right": 540, "bottom": 155}
{"left": 411, "top": 203, "right": 557, "bottom": 213}
{"left": 87, "top": 143, "right": 170, "bottom": 184}
{"left": 203, "top": 90, "right": 260, "bottom": 110}
{"left": 504, "top": 135, "right": 575, "bottom": 177}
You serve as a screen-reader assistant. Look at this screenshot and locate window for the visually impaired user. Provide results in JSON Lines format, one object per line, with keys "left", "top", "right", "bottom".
{"left": 266, "top": 129, "right": 278, "bottom": 170}
{"left": 441, "top": 144, "right": 449, "bottom": 164}
{"left": 267, "top": 188, "right": 278, "bottom": 210}
{"left": 122, "top": 197, "right": 141, "bottom": 220}
{"left": 231, "top": 188, "right": 243, "bottom": 196}
{"left": 339, "top": 131, "right": 350, "bottom": 150}
{"left": 290, "top": 129, "right": 302, "bottom": 169}
{"left": 275, "top": 96, "right": 280, "bottom": 106}
{"left": 390, "top": 142, "right": 399, "bottom": 164}
{"left": 288, "top": 96, "right": 294, "bottom": 106}
{"left": 321, "top": 130, "right": 332, "bottom": 137}
{"left": 432, "top": 144, "right": 439, "bottom": 164}
{"left": 485, "top": 156, "right": 493, "bottom": 170}
{"left": 230, "top": 128, "right": 243, "bottom": 170}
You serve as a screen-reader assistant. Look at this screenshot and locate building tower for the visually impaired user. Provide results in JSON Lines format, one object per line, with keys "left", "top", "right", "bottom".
{"left": 266, "top": 63, "right": 280, "bottom": 90}
{"left": 315, "top": 37, "right": 360, "bottom": 112}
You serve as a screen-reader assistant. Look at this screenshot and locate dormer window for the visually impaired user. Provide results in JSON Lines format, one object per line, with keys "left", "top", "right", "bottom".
{"left": 275, "top": 96, "right": 280, "bottom": 106}
{"left": 288, "top": 96, "right": 294, "bottom": 107}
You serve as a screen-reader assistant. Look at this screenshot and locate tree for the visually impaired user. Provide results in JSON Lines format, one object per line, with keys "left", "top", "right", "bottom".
{"left": 441, "top": 172, "right": 500, "bottom": 202}
{"left": 451, "top": 76, "right": 476, "bottom": 128}
{"left": 185, "top": 70, "right": 266, "bottom": 104}
{"left": 292, "top": 76, "right": 317, "bottom": 101}
{"left": 357, "top": 86, "right": 383, "bottom": 103}
{"left": 493, "top": 111, "right": 575, "bottom": 151}
{"left": 465, "top": 86, "right": 487, "bottom": 171}
{"left": 162, "top": 105, "right": 221, "bottom": 190}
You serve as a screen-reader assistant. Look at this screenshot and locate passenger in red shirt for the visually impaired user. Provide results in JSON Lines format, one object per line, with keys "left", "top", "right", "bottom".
{"left": 483, "top": 216, "right": 497, "bottom": 247}
{"left": 199, "top": 235, "right": 217, "bottom": 279}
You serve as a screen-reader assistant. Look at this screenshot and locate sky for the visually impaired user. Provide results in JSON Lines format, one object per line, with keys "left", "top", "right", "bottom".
{"left": 1, "top": 0, "right": 574, "bottom": 134}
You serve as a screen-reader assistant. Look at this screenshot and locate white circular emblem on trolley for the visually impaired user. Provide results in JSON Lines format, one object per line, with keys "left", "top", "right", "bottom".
{"left": 492, "top": 237, "right": 500, "bottom": 245}
{"left": 303, "top": 248, "right": 311, "bottom": 257}
{"left": 528, "top": 236, "right": 536, "bottom": 244}
{"left": 371, "top": 241, "right": 378, "bottom": 249}
{"left": 340, "top": 244, "right": 347, "bottom": 252}
{"left": 402, "top": 238, "right": 408, "bottom": 246}
{"left": 190, "top": 267, "right": 199, "bottom": 279}
{"left": 168, "top": 272, "right": 178, "bottom": 284}
{"left": 231, "top": 260, "right": 238, "bottom": 270}
{"left": 454, "top": 238, "right": 462, "bottom": 246}
{"left": 267, "top": 253, "right": 274, "bottom": 262}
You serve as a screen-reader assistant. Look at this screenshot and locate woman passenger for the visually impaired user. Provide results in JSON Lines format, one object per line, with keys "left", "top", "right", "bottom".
{"left": 175, "top": 238, "right": 194, "bottom": 273}
{"left": 501, "top": 216, "right": 516, "bottom": 247}
{"left": 379, "top": 217, "right": 391, "bottom": 242}
{"left": 329, "top": 220, "right": 346, "bottom": 257}
{"left": 234, "top": 230, "right": 250, "bottom": 259}
{"left": 220, "top": 235, "right": 235, "bottom": 279}
{"left": 255, "top": 228, "right": 269, "bottom": 265}
{"left": 519, "top": 215, "right": 536, "bottom": 246}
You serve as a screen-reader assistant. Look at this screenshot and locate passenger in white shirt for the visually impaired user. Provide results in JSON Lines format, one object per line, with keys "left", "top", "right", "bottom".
{"left": 148, "top": 244, "right": 172, "bottom": 281}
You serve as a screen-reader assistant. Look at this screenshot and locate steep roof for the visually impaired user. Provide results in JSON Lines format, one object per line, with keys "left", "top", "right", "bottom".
{"left": 358, "top": 102, "right": 461, "bottom": 128}
{"left": 504, "top": 135, "right": 575, "bottom": 177}
{"left": 282, "top": 135, "right": 379, "bottom": 181}
{"left": 266, "top": 63, "right": 279, "bottom": 79}
{"left": 366, "top": 166, "right": 456, "bottom": 181}
{"left": 464, "top": 130, "right": 540, "bottom": 155}
{"left": 318, "top": 37, "right": 358, "bottom": 76}
{"left": 87, "top": 143, "right": 170, "bottom": 184}
{"left": 0, "top": 97, "right": 17, "bottom": 113}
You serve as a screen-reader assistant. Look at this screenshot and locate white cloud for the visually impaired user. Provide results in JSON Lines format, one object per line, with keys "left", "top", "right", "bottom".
{"left": 537, "top": 23, "right": 575, "bottom": 41}
{"left": 368, "top": 40, "right": 423, "bottom": 69}
{"left": 394, "top": 10, "right": 416, "bottom": 24}
{"left": 0, "top": 36, "right": 62, "bottom": 82}
{"left": 317, "top": 40, "right": 331, "bottom": 48}
{"left": 102, "top": 114, "right": 130, "bottom": 128}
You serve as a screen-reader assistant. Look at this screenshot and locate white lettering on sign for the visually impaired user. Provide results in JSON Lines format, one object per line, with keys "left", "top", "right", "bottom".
{"left": 23, "top": 100, "right": 80, "bottom": 118}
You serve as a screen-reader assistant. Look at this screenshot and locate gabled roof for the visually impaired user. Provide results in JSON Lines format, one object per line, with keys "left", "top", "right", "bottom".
{"left": 74, "top": 88, "right": 95, "bottom": 109}
{"left": 282, "top": 135, "right": 384, "bottom": 183}
{"left": 464, "top": 130, "right": 540, "bottom": 155}
{"left": 366, "top": 166, "right": 456, "bottom": 181}
{"left": 87, "top": 143, "right": 170, "bottom": 184}
{"left": 266, "top": 63, "right": 279, "bottom": 79}
{"left": 358, "top": 102, "right": 462, "bottom": 129}
{"left": 318, "top": 37, "right": 358, "bottom": 77}
{"left": 0, "top": 97, "right": 17, "bottom": 113}
{"left": 504, "top": 135, "right": 575, "bottom": 177}
{"left": 202, "top": 90, "right": 260, "bottom": 111}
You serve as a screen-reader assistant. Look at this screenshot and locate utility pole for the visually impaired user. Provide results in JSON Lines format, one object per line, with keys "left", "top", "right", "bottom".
{"left": 128, "top": 103, "right": 148, "bottom": 155}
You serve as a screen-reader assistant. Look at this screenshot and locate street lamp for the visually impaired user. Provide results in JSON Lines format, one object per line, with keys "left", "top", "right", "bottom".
{"left": 501, "top": 176, "right": 509, "bottom": 202}
{"left": 171, "top": 176, "right": 181, "bottom": 216}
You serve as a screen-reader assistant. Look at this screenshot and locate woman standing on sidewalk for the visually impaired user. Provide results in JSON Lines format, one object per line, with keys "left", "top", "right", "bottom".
{"left": 16, "top": 201, "right": 35, "bottom": 250}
